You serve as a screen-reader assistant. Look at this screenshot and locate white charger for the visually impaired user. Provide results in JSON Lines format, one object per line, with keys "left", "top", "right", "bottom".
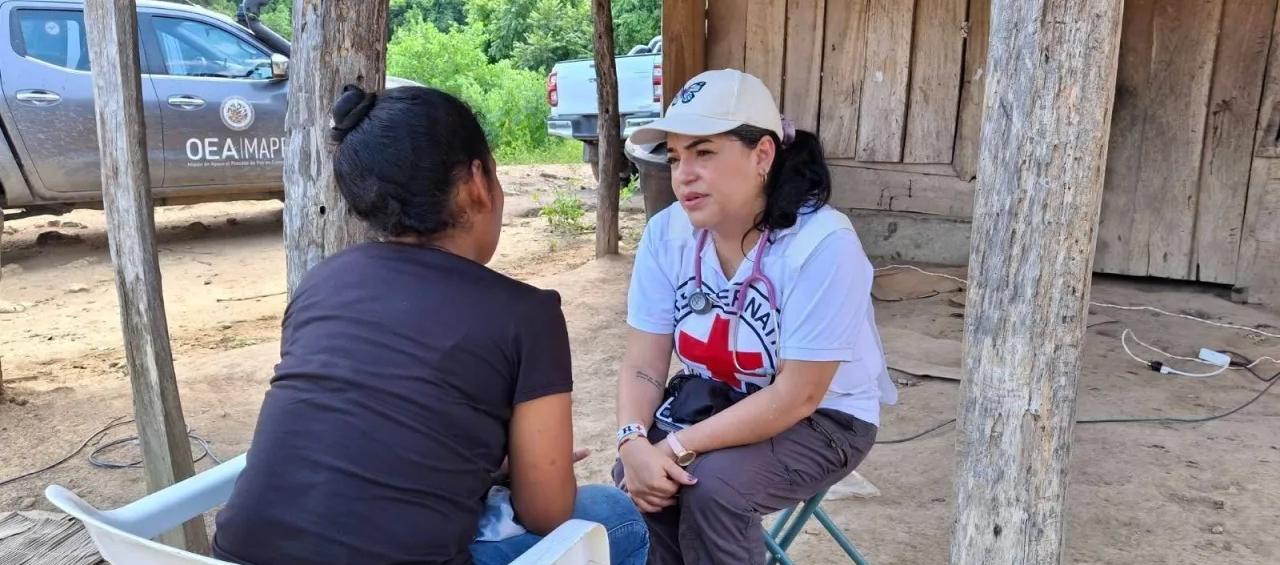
{"left": 1197, "top": 348, "right": 1232, "bottom": 368}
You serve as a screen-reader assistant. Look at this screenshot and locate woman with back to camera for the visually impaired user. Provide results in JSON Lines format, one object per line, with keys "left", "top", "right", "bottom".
{"left": 612, "top": 69, "right": 897, "bottom": 564}
{"left": 212, "top": 85, "right": 648, "bottom": 565}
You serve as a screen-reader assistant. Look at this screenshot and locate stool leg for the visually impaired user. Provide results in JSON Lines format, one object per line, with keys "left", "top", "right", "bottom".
{"left": 775, "top": 491, "right": 826, "bottom": 554}
{"left": 768, "top": 506, "right": 798, "bottom": 539}
{"left": 765, "top": 506, "right": 799, "bottom": 565}
{"left": 763, "top": 531, "right": 798, "bottom": 565}
{"left": 814, "top": 506, "right": 870, "bottom": 565}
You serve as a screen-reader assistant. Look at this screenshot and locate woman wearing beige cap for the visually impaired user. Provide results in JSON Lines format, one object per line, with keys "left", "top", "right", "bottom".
{"left": 611, "top": 69, "right": 897, "bottom": 563}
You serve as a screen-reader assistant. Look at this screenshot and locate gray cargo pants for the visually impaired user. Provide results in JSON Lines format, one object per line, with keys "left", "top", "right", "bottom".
{"left": 612, "top": 409, "right": 877, "bottom": 565}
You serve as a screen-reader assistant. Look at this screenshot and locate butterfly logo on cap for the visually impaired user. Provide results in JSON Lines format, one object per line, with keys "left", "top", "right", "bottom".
{"left": 677, "top": 81, "right": 707, "bottom": 105}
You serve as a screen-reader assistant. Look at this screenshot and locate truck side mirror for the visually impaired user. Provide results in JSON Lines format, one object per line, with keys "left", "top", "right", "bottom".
{"left": 271, "top": 54, "right": 289, "bottom": 79}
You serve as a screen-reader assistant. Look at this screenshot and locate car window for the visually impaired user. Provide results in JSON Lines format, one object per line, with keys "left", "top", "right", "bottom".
{"left": 152, "top": 17, "right": 270, "bottom": 79}
{"left": 14, "top": 9, "right": 90, "bottom": 71}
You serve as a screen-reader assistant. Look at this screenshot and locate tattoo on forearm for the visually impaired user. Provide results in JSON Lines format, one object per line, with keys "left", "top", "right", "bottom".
{"left": 634, "top": 370, "right": 664, "bottom": 392}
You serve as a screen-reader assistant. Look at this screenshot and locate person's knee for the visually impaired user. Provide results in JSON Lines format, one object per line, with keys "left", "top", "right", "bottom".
{"left": 680, "top": 475, "right": 749, "bottom": 518}
{"left": 680, "top": 454, "right": 759, "bottom": 518}
{"left": 574, "top": 485, "right": 646, "bottom": 530}
{"left": 573, "top": 485, "right": 648, "bottom": 564}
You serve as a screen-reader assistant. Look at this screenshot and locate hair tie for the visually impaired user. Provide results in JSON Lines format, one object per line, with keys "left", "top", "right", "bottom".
{"left": 780, "top": 116, "right": 796, "bottom": 148}
{"left": 330, "top": 84, "right": 378, "bottom": 143}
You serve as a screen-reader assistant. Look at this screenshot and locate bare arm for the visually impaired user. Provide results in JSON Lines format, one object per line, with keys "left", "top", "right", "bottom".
{"left": 508, "top": 392, "right": 576, "bottom": 535}
{"left": 615, "top": 328, "right": 674, "bottom": 429}
{"left": 614, "top": 328, "right": 698, "bottom": 512}
{"left": 669, "top": 360, "right": 838, "bottom": 456}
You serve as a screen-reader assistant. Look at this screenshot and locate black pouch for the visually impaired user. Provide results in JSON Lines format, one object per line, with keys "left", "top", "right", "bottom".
{"left": 652, "top": 374, "right": 749, "bottom": 440}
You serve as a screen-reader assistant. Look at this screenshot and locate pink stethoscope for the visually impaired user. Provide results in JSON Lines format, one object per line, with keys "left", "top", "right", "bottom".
{"left": 687, "top": 229, "right": 780, "bottom": 376}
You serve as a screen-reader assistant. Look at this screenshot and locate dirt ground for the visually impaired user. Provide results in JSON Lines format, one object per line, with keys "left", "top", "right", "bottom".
{"left": 2, "top": 163, "right": 1279, "bottom": 564}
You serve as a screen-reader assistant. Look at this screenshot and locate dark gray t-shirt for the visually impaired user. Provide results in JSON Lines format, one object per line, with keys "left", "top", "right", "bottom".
{"left": 212, "top": 242, "right": 573, "bottom": 565}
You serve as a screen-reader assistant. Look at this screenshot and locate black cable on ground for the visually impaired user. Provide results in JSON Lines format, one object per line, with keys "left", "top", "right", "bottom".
{"left": 0, "top": 416, "right": 132, "bottom": 488}
{"left": 875, "top": 418, "right": 956, "bottom": 445}
{"left": 0, "top": 417, "right": 221, "bottom": 487}
{"left": 88, "top": 430, "right": 222, "bottom": 469}
{"left": 877, "top": 363, "right": 1280, "bottom": 445}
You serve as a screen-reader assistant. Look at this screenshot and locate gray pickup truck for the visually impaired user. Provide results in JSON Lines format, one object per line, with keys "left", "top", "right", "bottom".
{"left": 0, "top": 0, "right": 413, "bottom": 220}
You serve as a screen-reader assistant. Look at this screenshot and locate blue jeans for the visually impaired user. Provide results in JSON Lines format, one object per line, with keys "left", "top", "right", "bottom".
{"left": 470, "top": 484, "right": 648, "bottom": 565}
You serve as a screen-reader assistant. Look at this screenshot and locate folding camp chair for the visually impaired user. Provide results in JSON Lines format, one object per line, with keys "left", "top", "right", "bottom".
{"left": 763, "top": 487, "right": 870, "bottom": 565}
{"left": 46, "top": 454, "right": 609, "bottom": 565}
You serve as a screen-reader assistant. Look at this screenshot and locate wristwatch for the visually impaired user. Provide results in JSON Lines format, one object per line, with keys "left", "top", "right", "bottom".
{"left": 616, "top": 423, "right": 647, "bottom": 450}
{"left": 666, "top": 432, "right": 697, "bottom": 467}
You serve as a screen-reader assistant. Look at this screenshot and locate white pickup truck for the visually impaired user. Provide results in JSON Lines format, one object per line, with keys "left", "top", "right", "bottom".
{"left": 546, "top": 37, "right": 662, "bottom": 176}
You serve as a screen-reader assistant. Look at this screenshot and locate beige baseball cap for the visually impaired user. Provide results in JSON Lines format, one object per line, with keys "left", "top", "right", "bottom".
{"left": 629, "top": 69, "right": 784, "bottom": 146}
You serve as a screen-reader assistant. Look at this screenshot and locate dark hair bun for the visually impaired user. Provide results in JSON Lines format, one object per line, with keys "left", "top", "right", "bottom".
{"left": 331, "top": 86, "right": 494, "bottom": 238}
{"left": 330, "top": 84, "right": 378, "bottom": 143}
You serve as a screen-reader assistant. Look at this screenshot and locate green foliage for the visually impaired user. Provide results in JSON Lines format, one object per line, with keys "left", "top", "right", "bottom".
{"left": 257, "top": 2, "right": 292, "bottom": 40}
{"left": 497, "top": 138, "right": 582, "bottom": 166}
{"left": 509, "top": 0, "right": 592, "bottom": 72}
{"left": 467, "top": 0, "right": 659, "bottom": 68}
{"left": 387, "top": 18, "right": 566, "bottom": 162}
{"left": 189, "top": 0, "right": 237, "bottom": 17}
{"left": 468, "top": 0, "right": 592, "bottom": 72}
{"left": 538, "top": 189, "right": 588, "bottom": 233}
{"left": 611, "top": 0, "right": 660, "bottom": 54}
{"left": 175, "top": 0, "right": 663, "bottom": 164}
{"left": 620, "top": 175, "right": 639, "bottom": 200}
{"left": 391, "top": 0, "right": 468, "bottom": 34}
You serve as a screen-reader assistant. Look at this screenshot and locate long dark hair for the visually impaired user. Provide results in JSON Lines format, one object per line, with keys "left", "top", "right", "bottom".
{"left": 725, "top": 125, "right": 831, "bottom": 234}
{"left": 329, "top": 85, "right": 494, "bottom": 237}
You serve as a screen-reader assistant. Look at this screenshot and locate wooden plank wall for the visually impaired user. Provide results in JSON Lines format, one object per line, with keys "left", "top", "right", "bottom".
{"left": 903, "top": 0, "right": 965, "bottom": 164}
{"left": 699, "top": 0, "right": 1279, "bottom": 287}
{"left": 661, "top": 0, "right": 706, "bottom": 109}
{"left": 708, "top": 0, "right": 967, "bottom": 165}
{"left": 1239, "top": 8, "right": 1280, "bottom": 306}
{"left": 855, "top": 0, "right": 914, "bottom": 162}
{"left": 815, "top": 0, "right": 869, "bottom": 157}
{"left": 953, "top": 0, "right": 990, "bottom": 181}
{"left": 706, "top": 0, "right": 747, "bottom": 71}
{"left": 782, "top": 0, "right": 826, "bottom": 132}
{"left": 1095, "top": 0, "right": 1274, "bottom": 283}
{"left": 1195, "top": 0, "right": 1276, "bottom": 282}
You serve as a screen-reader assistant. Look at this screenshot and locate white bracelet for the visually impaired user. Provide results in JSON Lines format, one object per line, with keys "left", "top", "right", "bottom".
{"left": 616, "top": 423, "right": 647, "bottom": 449}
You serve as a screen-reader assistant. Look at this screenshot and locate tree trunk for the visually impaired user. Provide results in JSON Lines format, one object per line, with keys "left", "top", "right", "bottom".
{"left": 592, "top": 0, "right": 621, "bottom": 257}
{"left": 284, "top": 0, "right": 389, "bottom": 293}
{"left": 950, "top": 1, "right": 1124, "bottom": 564}
{"left": 83, "top": 0, "right": 207, "bottom": 552}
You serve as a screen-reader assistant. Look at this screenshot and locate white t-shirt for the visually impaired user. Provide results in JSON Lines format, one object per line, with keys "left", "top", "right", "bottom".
{"left": 627, "top": 204, "right": 896, "bottom": 426}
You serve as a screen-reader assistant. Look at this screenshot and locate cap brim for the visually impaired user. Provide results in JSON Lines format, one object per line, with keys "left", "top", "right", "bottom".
{"left": 629, "top": 114, "right": 745, "bottom": 146}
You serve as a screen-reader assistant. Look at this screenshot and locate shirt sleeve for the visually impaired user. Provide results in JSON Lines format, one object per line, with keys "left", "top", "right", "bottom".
{"left": 513, "top": 289, "right": 574, "bottom": 404}
{"left": 626, "top": 219, "right": 677, "bottom": 335}
{"left": 779, "top": 229, "right": 873, "bottom": 362}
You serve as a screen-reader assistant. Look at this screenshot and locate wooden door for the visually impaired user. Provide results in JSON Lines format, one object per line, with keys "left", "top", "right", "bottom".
{"left": 1094, "top": 0, "right": 1275, "bottom": 283}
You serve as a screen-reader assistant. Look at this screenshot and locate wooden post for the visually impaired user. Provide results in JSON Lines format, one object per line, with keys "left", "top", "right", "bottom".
{"left": 662, "top": 0, "right": 707, "bottom": 109}
{"left": 82, "top": 0, "right": 208, "bottom": 552}
{"left": 592, "top": 0, "right": 621, "bottom": 256}
{"left": 284, "top": 0, "right": 389, "bottom": 293}
{"left": 950, "top": 1, "right": 1123, "bottom": 564}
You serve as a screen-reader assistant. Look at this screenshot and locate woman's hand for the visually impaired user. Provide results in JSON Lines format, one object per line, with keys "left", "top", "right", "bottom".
{"left": 618, "top": 439, "right": 697, "bottom": 513}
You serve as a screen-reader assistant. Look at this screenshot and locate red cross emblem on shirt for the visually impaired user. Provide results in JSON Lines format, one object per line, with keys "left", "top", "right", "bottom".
{"left": 678, "top": 314, "right": 764, "bottom": 390}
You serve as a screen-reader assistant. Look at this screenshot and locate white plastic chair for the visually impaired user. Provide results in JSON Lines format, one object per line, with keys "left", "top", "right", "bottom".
{"left": 45, "top": 454, "right": 611, "bottom": 564}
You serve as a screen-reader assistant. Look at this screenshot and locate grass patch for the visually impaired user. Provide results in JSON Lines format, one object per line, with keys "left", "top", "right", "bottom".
{"left": 536, "top": 188, "right": 590, "bottom": 233}
{"left": 496, "top": 138, "right": 584, "bottom": 166}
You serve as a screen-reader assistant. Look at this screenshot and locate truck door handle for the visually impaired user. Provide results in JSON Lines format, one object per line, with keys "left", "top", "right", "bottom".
{"left": 167, "top": 95, "right": 206, "bottom": 110}
{"left": 15, "top": 90, "right": 61, "bottom": 106}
